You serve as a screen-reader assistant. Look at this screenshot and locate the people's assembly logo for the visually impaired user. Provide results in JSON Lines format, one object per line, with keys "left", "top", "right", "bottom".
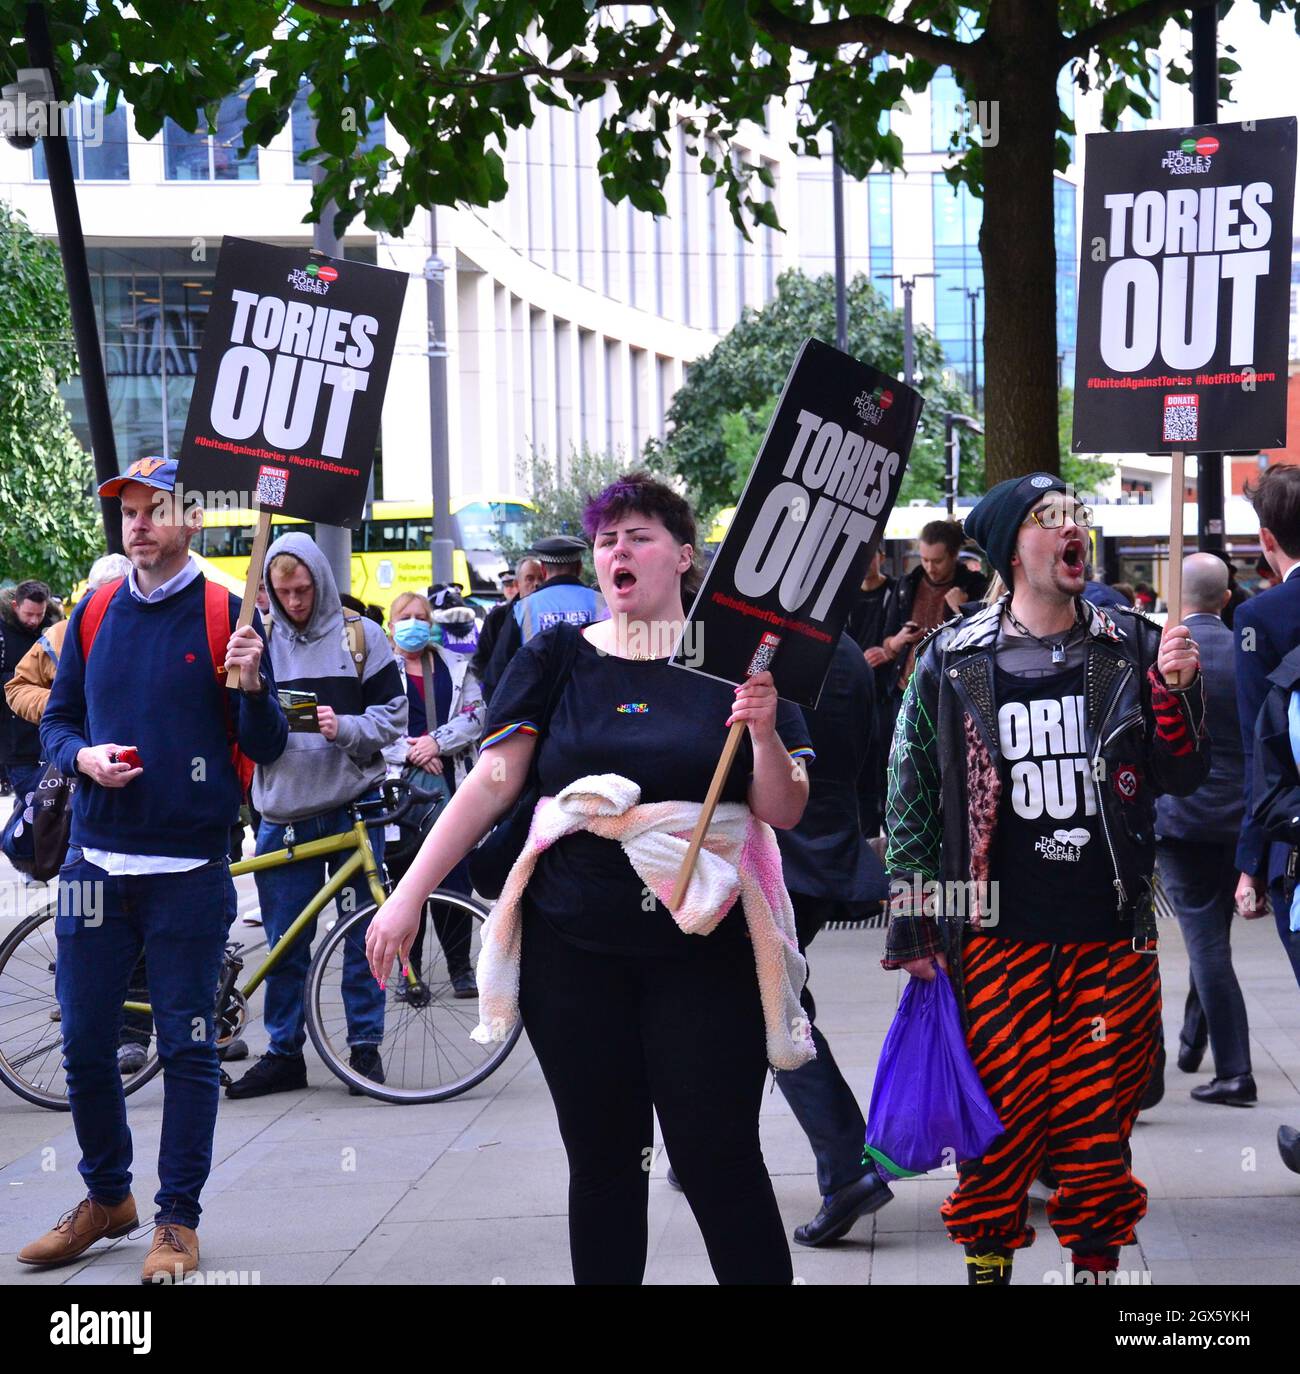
{"left": 853, "top": 387, "right": 894, "bottom": 427}
{"left": 1159, "top": 134, "right": 1219, "bottom": 177}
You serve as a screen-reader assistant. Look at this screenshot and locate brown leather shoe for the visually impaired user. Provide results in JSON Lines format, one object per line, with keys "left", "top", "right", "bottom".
{"left": 17, "top": 1194, "right": 138, "bottom": 1267}
{"left": 140, "top": 1223, "right": 200, "bottom": 1284}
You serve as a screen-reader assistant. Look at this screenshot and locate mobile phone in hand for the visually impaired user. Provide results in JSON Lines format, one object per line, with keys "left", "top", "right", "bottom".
{"left": 111, "top": 747, "right": 142, "bottom": 768}
{"left": 278, "top": 689, "right": 321, "bottom": 733}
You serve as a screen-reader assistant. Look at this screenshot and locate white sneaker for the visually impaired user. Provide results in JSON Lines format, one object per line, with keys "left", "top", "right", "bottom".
{"left": 241, "top": 908, "right": 263, "bottom": 926}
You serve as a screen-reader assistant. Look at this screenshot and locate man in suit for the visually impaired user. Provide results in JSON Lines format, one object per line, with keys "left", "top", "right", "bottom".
{"left": 773, "top": 631, "right": 894, "bottom": 1244}
{"left": 1156, "top": 554, "right": 1253, "bottom": 1105}
{"left": 1235, "top": 464, "right": 1300, "bottom": 992}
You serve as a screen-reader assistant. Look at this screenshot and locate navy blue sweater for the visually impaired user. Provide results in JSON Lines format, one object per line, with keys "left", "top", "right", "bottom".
{"left": 41, "top": 577, "right": 288, "bottom": 860}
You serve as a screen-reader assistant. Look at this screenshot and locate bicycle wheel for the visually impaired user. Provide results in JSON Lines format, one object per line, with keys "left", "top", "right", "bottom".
{"left": 304, "top": 891, "right": 521, "bottom": 1104}
{"left": 0, "top": 900, "right": 162, "bottom": 1111}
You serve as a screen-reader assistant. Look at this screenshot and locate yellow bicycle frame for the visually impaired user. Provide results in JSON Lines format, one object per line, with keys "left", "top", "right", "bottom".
{"left": 122, "top": 814, "right": 389, "bottom": 1015}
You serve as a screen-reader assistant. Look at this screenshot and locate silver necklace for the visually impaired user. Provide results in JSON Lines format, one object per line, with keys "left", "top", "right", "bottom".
{"left": 1003, "top": 601, "right": 1084, "bottom": 665}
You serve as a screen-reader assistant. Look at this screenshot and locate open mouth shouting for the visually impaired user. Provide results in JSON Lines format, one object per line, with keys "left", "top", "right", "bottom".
{"left": 612, "top": 567, "right": 638, "bottom": 595}
{"left": 1059, "top": 538, "right": 1085, "bottom": 578}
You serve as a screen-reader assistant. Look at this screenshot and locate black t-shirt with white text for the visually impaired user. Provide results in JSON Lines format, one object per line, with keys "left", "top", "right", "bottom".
{"left": 989, "top": 659, "right": 1130, "bottom": 941}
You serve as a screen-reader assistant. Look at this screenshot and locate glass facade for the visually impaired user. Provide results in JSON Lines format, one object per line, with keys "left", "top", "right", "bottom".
{"left": 290, "top": 83, "right": 387, "bottom": 180}
{"left": 931, "top": 68, "right": 965, "bottom": 152}
{"left": 61, "top": 242, "right": 378, "bottom": 468}
{"left": 1057, "top": 68, "right": 1076, "bottom": 164}
{"left": 868, "top": 173, "right": 893, "bottom": 304}
{"left": 1055, "top": 179, "right": 1078, "bottom": 384}
{"left": 931, "top": 174, "right": 984, "bottom": 403}
{"left": 32, "top": 90, "right": 129, "bottom": 181}
{"left": 164, "top": 86, "right": 258, "bottom": 180}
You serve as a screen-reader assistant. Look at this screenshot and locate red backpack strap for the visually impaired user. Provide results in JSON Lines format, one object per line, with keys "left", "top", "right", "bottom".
{"left": 203, "top": 577, "right": 232, "bottom": 684}
{"left": 79, "top": 578, "right": 126, "bottom": 661}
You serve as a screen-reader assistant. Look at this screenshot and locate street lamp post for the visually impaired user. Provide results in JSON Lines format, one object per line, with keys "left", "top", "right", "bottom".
{"left": 944, "top": 412, "right": 984, "bottom": 518}
{"left": 879, "top": 273, "right": 937, "bottom": 386}
{"left": 426, "top": 207, "right": 456, "bottom": 588}
{"left": 831, "top": 126, "right": 847, "bottom": 352}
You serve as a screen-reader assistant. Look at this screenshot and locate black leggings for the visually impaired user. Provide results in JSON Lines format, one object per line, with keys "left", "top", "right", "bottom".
{"left": 517, "top": 910, "right": 792, "bottom": 1285}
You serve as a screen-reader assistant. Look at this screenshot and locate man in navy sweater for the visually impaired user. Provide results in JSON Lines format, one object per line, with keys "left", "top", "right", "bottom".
{"left": 20, "top": 457, "right": 287, "bottom": 1283}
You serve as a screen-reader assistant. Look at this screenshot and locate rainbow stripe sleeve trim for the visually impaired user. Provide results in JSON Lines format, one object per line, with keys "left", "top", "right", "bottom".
{"left": 788, "top": 747, "right": 816, "bottom": 762}
{"left": 480, "top": 721, "right": 540, "bottom": 749}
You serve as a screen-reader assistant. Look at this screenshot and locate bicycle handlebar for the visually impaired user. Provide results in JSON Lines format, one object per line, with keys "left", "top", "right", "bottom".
{"left": 351, "top": 780, "right": 413, "bottom": 828}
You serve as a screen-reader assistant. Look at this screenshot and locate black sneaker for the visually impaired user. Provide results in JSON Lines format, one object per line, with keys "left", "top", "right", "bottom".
{"left": 347, "top": 1045, "right": 385, "bottom": 1096}
{"left": 224, "top": 1052, "right": 308, "bottom": 1099}
{"left": 450, "top": 969, "right": 478, "bottom": 1000}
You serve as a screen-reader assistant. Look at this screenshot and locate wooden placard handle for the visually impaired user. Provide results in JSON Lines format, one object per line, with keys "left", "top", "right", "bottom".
{"left": 1164, "top": 451, "right": 1185, "bottom": 690}
{"left": 670, "top": 718, "right": 747, "bottom": 912}
{"left": 225, "top": 510, "right": 273, "bottom": 688}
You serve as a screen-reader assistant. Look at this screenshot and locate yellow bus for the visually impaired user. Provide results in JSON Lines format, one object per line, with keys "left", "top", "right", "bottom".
{"left": 194, "top": 495, "right": 534, "bottom": 617}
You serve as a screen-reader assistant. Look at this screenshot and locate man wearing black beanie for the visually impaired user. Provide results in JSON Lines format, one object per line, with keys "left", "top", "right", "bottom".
{"left": 882, "top": 472, "right": 1207, "bottom": 1286}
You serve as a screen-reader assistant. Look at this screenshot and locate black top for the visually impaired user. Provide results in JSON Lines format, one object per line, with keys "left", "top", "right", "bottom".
{"left": 989, "top": 661, "right": 1129, "bottom": 942}
{"left": 482, "top": 628, "right": 815, "bottom": 956}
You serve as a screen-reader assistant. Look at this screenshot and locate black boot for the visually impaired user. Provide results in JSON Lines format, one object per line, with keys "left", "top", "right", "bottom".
{"left": 225, "top": 1051, "right": 308, "bottom": 1099}
{"left": 964, "top": 1245, "right": 1013, "bottom": 1286}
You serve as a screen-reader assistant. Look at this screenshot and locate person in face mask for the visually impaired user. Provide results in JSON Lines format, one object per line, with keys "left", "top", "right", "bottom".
{"left": 385, "top": 590, "right": 486, "bottom": 997}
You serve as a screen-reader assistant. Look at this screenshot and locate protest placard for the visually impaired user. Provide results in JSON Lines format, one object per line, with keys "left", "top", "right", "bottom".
{"left": 1072, "top": 117, "right": 1296, "bottom": 455}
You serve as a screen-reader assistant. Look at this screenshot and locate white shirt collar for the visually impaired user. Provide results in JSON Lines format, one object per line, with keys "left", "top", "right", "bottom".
{"left": 128, "top": 554, "right": 201, "bottom": 605}
{"left": 1283, "top": 562, "right": 1300, "bottom": 584}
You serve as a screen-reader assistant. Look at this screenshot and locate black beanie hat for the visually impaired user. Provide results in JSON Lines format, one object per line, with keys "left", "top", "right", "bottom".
{"left": 963, "top": 472, "right": 1068, "bottom": 585}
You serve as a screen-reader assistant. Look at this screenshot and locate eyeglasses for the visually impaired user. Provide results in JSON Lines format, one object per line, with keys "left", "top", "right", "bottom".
{"left": 1025, "top": 501, "right": 1093, "bottom": 530}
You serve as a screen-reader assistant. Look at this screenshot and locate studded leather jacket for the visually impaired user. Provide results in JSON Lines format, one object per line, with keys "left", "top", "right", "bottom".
{"left": 882, "top": 595, "right": 1208, "bottom": 1008}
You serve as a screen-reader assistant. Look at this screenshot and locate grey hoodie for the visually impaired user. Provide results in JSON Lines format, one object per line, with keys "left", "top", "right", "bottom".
{"left": 253, "top": 531, "right": 408, "bottom": 824}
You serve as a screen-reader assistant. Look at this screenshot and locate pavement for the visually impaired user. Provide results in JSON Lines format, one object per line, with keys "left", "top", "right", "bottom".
{"left": 1, "top": 858, "right": 1298, "bottom": 1287}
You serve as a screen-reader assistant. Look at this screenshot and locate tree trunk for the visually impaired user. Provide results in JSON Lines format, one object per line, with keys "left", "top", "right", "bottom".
{"left": 976, "top": 1, "right": 1063, "bottom": 487}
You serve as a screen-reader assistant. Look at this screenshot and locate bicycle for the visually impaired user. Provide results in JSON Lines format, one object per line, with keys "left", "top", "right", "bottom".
{"left": 0, "top": 782, "right": 521, "bottom": 1110}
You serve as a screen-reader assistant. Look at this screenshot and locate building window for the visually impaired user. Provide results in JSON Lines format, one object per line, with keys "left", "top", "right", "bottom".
{"left": 32, "top": 89, "right": 129, "bottom": 181}
{"left": 930, "top": 68, "right": 964, "bottom": 153}
{"left": 290, "top": 83, "right": 386, "bottom": 180}
{"left": 165, "top": 85, "right": 258, "bottom": 180}
{"left": 868, "top": 174, "right": 893, "bottom": 305}
{"left": 931, "top": 175, "right": 984, "bottom": 402}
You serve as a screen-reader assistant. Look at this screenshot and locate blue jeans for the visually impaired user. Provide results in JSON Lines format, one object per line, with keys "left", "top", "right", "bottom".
{"left": 254, "top": 801, "right": 386, "bottom": 1058}
{"left": 7, "top": 761, "right": 44, "bottom": 804}
{"left": 55, "top": 851, "right": 236, "bottom": 1229}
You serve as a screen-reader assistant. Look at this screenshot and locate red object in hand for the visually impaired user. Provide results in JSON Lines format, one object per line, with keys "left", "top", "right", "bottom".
{"left": 112, "top": 747, "right": 142, "bottom": 769}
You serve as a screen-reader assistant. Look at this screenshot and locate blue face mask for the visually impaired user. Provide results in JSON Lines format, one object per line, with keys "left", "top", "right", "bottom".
{"left": 393, "top": 618, "right": 432, "bottom": 652}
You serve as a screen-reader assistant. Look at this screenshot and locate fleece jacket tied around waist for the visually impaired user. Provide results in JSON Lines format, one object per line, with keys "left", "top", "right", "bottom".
{"left": 471, "top": 773, "right": 816, "bottom": 1071}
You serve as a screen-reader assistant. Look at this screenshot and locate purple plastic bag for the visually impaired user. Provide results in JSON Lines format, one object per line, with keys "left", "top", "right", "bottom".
{"left": 863, "top": 966, "right": 1004, "bottom": 1179}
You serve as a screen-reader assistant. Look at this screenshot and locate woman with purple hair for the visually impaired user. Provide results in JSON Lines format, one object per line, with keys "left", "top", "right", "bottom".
{"left": 368, "top": 471, "right": 815, "bottom": 1285}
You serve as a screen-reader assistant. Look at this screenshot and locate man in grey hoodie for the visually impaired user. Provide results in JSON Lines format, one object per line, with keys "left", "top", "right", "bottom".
{"left": 227, "top": 533, "right": 408, "bottom": 1098}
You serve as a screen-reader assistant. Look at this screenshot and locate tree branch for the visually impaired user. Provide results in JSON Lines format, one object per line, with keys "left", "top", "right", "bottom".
{"left": 1061, "top": 0, "right": 1217, "bottom": 63}
{"left": 424, "top": 28, "right": 687, "bottom": 89}
{"left": 751, "top": 3, "right": 978, "bottom": 77}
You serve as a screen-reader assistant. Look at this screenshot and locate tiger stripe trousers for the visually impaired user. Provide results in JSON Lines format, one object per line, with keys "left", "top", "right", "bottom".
{"left": 941, "top": 934, "right": 1161, "bottom": 1254}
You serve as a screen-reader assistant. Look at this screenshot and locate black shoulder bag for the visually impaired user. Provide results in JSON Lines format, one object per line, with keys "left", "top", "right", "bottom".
{"left": 467, "top": 622, "right": 582, "bottom": 899}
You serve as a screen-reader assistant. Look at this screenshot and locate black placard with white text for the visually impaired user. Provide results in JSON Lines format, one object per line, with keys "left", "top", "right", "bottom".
{"left": 177, "top": 237, "right": 408, "bottom": 526}
{"left": 1072, "top": 118, "right": 1296, "bottom": 454}
{"left": 672, "top": 337, "right": 920, "bottom": 708}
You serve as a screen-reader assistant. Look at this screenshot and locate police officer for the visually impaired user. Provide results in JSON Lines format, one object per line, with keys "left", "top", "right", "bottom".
{"left": 482, "top": 536, "right": 605, "bottom": 699}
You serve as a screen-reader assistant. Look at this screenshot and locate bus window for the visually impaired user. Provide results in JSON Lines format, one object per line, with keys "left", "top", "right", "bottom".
{"left": 454, "top": 501, "right": 530, "bottom": 552}
{"left": 368, "top": 520, "right": 409, "bottom": 551}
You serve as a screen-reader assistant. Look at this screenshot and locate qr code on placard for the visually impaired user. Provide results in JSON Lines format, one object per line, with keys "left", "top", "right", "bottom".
{"left": 257, "top": 465, "right": 289, "bottom": 508}
{"left": 1162, "top": 393, "right": 1199, "bottom": 445}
